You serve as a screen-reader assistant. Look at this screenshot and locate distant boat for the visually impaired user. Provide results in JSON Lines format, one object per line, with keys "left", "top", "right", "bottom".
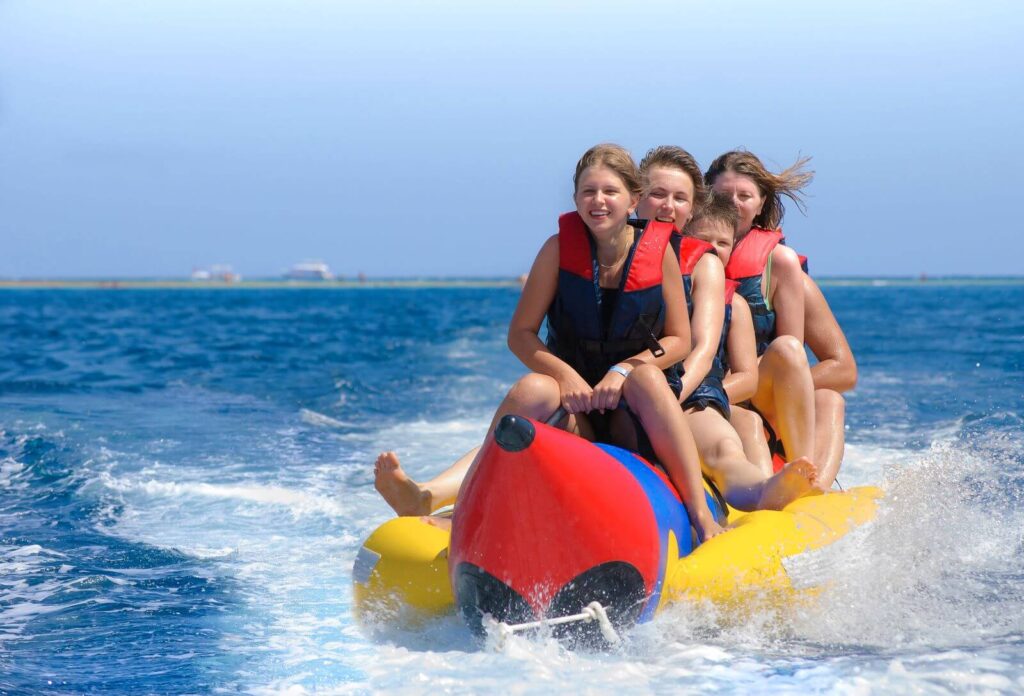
{"left": 285, "top": 261, "right": 334, "bottom": 281}
{"left": 191, "top": 265, "right": 241, "bottom": 283}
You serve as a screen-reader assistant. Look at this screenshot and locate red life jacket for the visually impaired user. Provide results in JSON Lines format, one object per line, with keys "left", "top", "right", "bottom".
{"left": 545, "top": 213, "right": 678, "bottom": 389}
{"left": 725, "top": 227, "right": 812, "bottom": 355}
{"left": 725, "top": 227, "right": 783, "bottom": 356}
{"left": 673, "top": 235, "right": 716, "bottom": 317}
{"left": 678, "top": 236, "right": 715, "bottom": 273}
{"left": 724, "top": 278, "right": 738, "bottom": 305}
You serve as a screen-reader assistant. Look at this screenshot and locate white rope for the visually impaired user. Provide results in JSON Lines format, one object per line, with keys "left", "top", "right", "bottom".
{"left": 485, "top": 601, "right": 621, "bottom": 648}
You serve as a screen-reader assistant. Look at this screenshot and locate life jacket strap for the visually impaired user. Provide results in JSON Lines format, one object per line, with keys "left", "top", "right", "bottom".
{"left": 643, "top": 331, "right": 665, "bottom": 358}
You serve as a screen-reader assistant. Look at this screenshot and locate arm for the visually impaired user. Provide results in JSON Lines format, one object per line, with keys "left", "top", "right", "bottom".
{"left": 677, "top": 253, "right": 725, "bottom": 402}
{"left": 722, "top": 296, "right": 759, "bottom": 403}
{"left": 768, "top": 245, "right": 805, "bottom": 343}
{"left": 803, "top": 274, "right": 857, "bottom": 392}
{"left": 653, "top": 245, "right": 691, "bottom": 367}
{"left": 506, "top": 235, "right": 593, "bottom": 413}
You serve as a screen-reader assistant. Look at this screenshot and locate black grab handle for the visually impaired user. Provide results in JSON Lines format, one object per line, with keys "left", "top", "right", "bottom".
{"left": 544, "top": 407, "right": 567, "bottom": 426}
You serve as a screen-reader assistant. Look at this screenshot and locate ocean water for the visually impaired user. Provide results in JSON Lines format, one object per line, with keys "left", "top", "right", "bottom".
{"left": 0, "top": 283, "right": 1022, "bottom": 694}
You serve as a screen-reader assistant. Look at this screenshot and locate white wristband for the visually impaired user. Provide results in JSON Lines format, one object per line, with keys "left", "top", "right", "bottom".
{"left": 607, "top": 365, "right": 631, "bottom": 379}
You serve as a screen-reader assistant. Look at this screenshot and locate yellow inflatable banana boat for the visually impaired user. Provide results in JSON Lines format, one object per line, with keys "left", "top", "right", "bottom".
{"left": 353, "top": 415, "right": 881, "bottom": 639}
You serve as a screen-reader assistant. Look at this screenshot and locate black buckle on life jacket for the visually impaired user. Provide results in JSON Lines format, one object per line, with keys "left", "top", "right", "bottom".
{"left": 644, "top": 332, "right": 665, "bottom": 358}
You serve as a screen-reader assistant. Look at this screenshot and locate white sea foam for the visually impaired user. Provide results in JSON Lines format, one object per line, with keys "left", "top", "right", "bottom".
{"left": 787, "top": 438, "right": 1024, "bottom": 652}
{"left": 306, "top": 413, "right": 1023, "bottom": 692}
{"left": 63, "top": 390, "right": 1024, "bottom": 694}
{"left": 364, "top": 416, "right": 492, "bottom": 484}
{"left": 376, "top": 417, "right": 489, "bottom": 441}
{"left": 98, "top": 473, "right": 345, "bottom": 518}
{"left": 0, "top": 457, "right": 25, "bottom": 487}
{"left": 838, "top": 441, "right": 914, "bottom": 488}
{"left": 299, "top": 409, "right": 350, "bottom": 429}
{"left": 0, "top": 544, "right": 78, "bottom": 645}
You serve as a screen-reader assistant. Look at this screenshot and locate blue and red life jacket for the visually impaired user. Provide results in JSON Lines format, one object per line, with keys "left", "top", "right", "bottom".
{"left": 725, "top": 227, "right": 811, "bottom": 356}
{"left": 671, "top": 233, "right": 737, "bottom": 415}
{"left": 724, "top": 226, "right": 783, "bottom": 356}
{"left": 672, "top": 234, "right": 717, "bottom": 317}
{"left": 546, "top": 213, "right": 679, "bottom": 391}
{"left": 674, "top": 233, "right": 736, "bottom": 415}
{"left": 682, "top": 279, "right": 739, "bottom": 416}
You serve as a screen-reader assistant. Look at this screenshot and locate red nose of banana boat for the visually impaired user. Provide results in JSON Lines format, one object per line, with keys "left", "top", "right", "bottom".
{"left": 448, "top": 414, "right": 723, "bottom": 645}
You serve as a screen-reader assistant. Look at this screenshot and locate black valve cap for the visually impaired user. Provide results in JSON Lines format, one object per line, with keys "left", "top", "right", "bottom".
{"left": 494, "top": 415, "right": 535, "bottom": 452}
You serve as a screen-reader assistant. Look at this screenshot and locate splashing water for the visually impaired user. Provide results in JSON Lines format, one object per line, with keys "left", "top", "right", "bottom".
{"left": 0, "top": 284, "right": 1021, "bottom": 692}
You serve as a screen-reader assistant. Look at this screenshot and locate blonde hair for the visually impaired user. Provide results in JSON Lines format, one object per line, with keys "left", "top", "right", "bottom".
{"left": 704, "top": 150, "right": 814, "bottom": 229}
{"left": 573, "top": 144, "right": 642, "bottom": 197}
{"left": 638, "top": 145, "right": 708, "bottom": 210}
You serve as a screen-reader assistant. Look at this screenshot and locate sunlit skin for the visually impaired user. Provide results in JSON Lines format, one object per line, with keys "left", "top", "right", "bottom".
{"left": 637, "top": 166, "right": 709, "bottom": 404}
{"left": 709, "top": 169, "right": 804, "bottom": 340}
{"left": 684, "top": 216, "right": 760, "bottom": 407}
{"left": 554, "top": 165, "right": 657, "bottom": 415}
{"left": 730, "top": 274, "right": 857, "bottom": 488}
{"left": 711, "top": 170, "right": 765, "bottom": 238}
{"left": 688, "top": 216, "right": 735, "bottom": 265}
{"left": 667, "top": 214, "right": 816, "bottom": 509}
{"left": 709, "top": 166, "right": 811, "bottom": 461}
{"left": 375, "top": 160, "right": 726, "bottom": 541}
{"left": 633, "top": 155, "right": 818, "bottom": 509}
{"left": 574, "top": 166, "right": 638, "bottom": 249}
{"left": 637, "top": 165, "right": 696, "bottom": 231}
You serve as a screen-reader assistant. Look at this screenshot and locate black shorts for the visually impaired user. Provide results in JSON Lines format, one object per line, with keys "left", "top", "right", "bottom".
{"left": 585, "top": 404, "right": 659, "bottom": 464}
{"left": 739, "top": 401, "right": 786, "bottom": 460}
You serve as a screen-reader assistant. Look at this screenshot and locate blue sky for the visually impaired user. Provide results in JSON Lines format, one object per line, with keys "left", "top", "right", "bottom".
{"left": 1, "top": 0, "right": 1021, "bottom": 278}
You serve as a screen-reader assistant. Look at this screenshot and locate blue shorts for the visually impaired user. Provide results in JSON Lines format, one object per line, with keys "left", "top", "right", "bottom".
{"left": 683, "top": 381, "right": 730, "bottom": 419}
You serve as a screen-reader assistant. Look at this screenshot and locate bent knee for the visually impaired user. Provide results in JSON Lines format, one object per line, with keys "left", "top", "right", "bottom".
{"left": 708, "top": 436, "right": 746, "bottom": 464}
{"left": 765, "top": 335, "right": 809, "bottom": 368}
{"left": 732, "top": 407, "right": 764, "bottom": 437}
{"left": 815, "top": 388, "right": 845, "bottom": 413}
{"left": 507, "top": 372, "right": 559, "bottom": 403}
{"left": 623, "top": 363, "right": 666, "bottom": 396}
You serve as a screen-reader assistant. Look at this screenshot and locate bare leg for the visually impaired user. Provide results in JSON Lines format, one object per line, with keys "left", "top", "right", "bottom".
{"left": 688, "top": 408, "right": 764, "bottom": 511}
{"left": 751, "top": 336, "right": 816, "bottom": 462}
{"left": 375, "top": 372, "right": 569, "bottom": 516}
{"left": 688, "top": 408, "right": 818, "bottom": 512}
{"left": 813, "top": 389, "right": 846, "bottom": 491}
{"left": 729, "top": 405, "right": 773, "bottom": 477}
{"left": 374, "top": 448, "right": 477, "bottom": 516}
{"left": 620, "top": 365, "right": 725, "bottom": 541}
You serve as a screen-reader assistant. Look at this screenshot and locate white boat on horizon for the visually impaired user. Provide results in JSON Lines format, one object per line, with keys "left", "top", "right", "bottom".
{"left": 285, "top": 261, "right": 334, "bottom": 281}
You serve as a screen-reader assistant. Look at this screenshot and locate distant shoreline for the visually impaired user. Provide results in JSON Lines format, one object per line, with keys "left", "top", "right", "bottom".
{"left": 0, "top": 279, "right": 524, "bottom": 290}
{"left": 0, "top": 277, "right": 1021, "bottom": 290}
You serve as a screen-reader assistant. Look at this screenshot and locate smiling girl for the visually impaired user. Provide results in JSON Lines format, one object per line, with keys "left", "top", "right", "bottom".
{"left": 375, "top": 144, "right": 724, "bottom": 540}
{"left": 705, "top": 151, "right": 817, "bottom": 467}
{"left": 635, "top": 145, "right": 817, "bottom": 509}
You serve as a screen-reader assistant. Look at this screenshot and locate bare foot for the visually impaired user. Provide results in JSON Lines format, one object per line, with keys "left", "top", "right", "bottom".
{"left": 758, "top": 456, "right": 818, "bottom": 510}
{"left": 693, "top": 512, "right": 727, "bottom": 544}
{"left": 374, "top": 451, "right": 431, "bottom": 516}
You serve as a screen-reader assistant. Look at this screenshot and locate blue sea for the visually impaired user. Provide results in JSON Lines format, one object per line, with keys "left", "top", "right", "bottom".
{"left": 1, "top": 282, "right": 1022, "bottom": 694}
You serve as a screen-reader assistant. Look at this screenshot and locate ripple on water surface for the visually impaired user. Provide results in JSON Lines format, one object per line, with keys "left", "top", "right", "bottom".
{"left": 0, "top": 286, "right": 1022, "bottom": 692}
